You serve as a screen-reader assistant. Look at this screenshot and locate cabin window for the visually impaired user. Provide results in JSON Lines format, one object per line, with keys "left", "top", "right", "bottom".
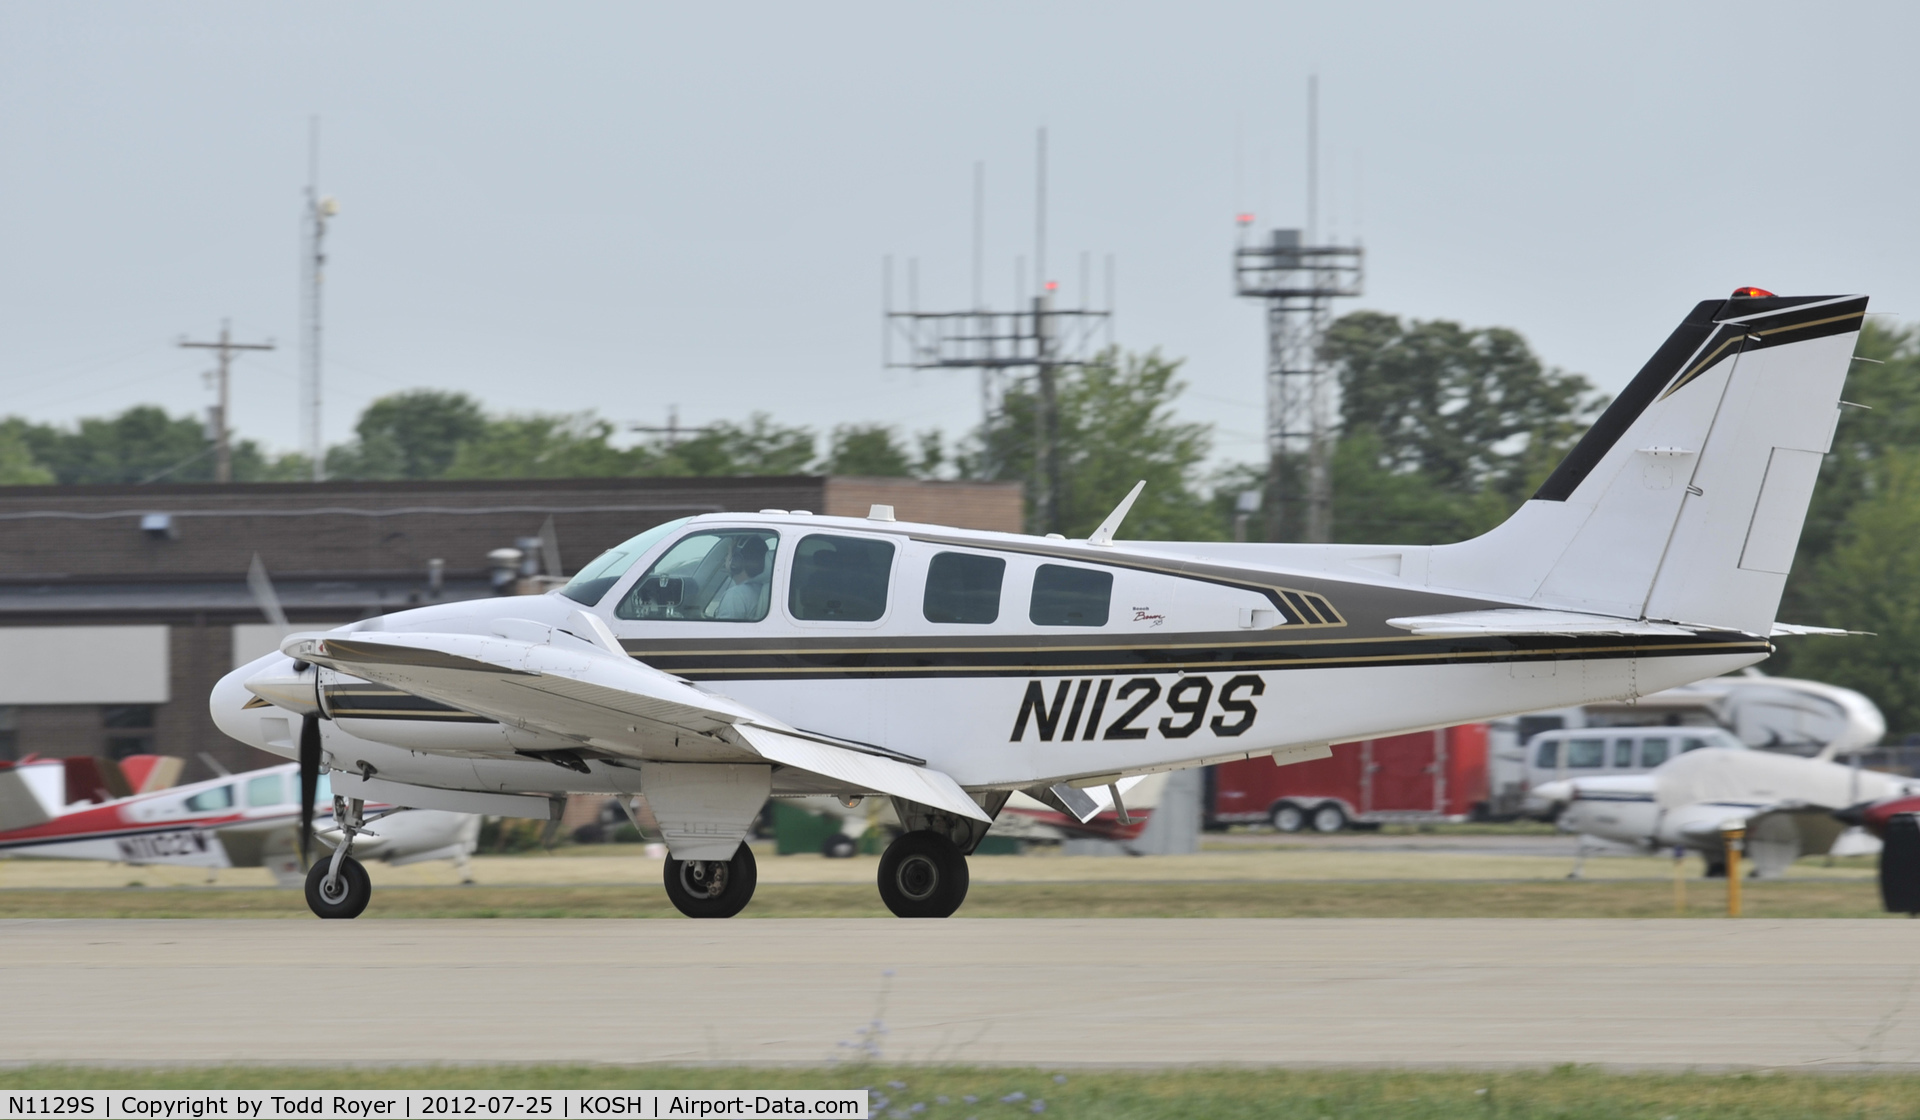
{"left": 1640, "top": 737, "right": 1671, "bottom": 767}
{"left": 923, "top": 552, "right": 1005, "bottom": 624}
{"left": 185, "top": 784, "right": 234, "bottom": 813}
{"left": 1613, "top": 738, "right": 1636, "bottom": 768}
{"left": 615, "top": 530, "right": 780, "bottom": 622}
{"left": 1534, "top": 740, "right": 1559, "bottom": 769}
{"left": 1030, "top": 564, "right": 1113, "bottom": 627}
{"left": 246, "top": 773, "right": 284, "bottom": 808}
{"left": 559, "top": 517, "right": 693, "bottom": 606}
{"left": 790, "top": 535, "right": 895, "bottom": 622}
{"left": 1681, "top": 736, "right": 1711, "bottom": 753}
{"left": 1565, "top": 738, "right": 1605, "bottom": 768}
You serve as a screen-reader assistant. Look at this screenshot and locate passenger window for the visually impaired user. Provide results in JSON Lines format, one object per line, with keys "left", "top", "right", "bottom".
{"left": 1681, "top": 737, "right": 1710, "bottom": 753}
{"left": 1030, "top": 564, "right": 1113, "bottom": 626}
{"left": 790, "top": 535, "right": 895, "bottom": 622}
{"left": 615, "top": 530, "right": 780, "bottom": 622}
{"left": 923, "top": 552, "right": 1005, "bottom": 624}
{"left": 185, "top": 784, "right": 234, "bottom": 812}
{"left": 245, "top": 773, "right": 283, "bottom": 808}
{"left": 1613, "top": 738, "right": 1636, "bottom": 768}
{"left": 1565, "top": 738, "right": 1605, "bottom": 768}
{"left": 1534, "top": 740, "right": 1559, "bottom": 769}
{"left": 1640, "top": 737, "right": 1670, "bottom": 767}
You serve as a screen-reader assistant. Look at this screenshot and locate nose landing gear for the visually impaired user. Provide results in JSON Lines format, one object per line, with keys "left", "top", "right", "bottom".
{"left": 305, "top": 795, "right": 373, "bottom": 919}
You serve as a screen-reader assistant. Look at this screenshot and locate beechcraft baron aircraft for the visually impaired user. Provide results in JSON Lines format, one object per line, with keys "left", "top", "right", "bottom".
{"left": 214, "top": 288, "right": 1867, "bottom": 919}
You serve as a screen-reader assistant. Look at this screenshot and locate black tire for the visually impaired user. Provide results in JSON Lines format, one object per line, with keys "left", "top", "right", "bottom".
{"left": 822, "top": 833, "right": 859, "bottom": 859}
{"left": 877, "top": 830, "right": 970, "bottom": 918}
{"left": 1309, "top": 803, "right": 1347, "bottom": 834}
{"left": 304, "top": 855, "right": 372, "bottom": 919}
{"left": 662, "top": 844, "right": 758, "bottom": 918}
{"left": 1270, "top": 803, "right": 1306, "bottom": 833}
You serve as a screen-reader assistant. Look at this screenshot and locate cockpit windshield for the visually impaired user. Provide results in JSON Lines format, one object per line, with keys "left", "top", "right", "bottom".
{"left": 558, "top": 517, "right": 693, "bottom": 605}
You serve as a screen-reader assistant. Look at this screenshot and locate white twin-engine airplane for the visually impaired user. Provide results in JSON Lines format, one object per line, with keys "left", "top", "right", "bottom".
{"left": 214, "top": 289, "right": 1867, "bottom": 920}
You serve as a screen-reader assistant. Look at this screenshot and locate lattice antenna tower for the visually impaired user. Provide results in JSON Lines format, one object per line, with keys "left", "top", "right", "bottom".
{"left": 884, "top": 130, "right": 1113, "bottom": 534}
{"left": 1234, "top": 76, "right": 1362, "bottom": 543}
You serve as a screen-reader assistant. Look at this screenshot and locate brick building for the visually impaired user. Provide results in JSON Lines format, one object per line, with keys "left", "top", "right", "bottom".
{"left": 0, "top": 475, "right": 1021, "bottom": 778}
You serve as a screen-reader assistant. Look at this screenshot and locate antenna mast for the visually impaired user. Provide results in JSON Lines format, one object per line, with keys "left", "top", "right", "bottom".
{"left": 301, "top": 118, "right": 336, "bottom": 481}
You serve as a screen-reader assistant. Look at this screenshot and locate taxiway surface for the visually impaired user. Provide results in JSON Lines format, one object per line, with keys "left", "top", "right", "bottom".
{"left": 5, "top": 918, "right": 1914, "bottom": 1070}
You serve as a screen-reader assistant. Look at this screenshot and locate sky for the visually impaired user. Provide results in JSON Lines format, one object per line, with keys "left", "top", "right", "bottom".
{"left": 1, "top": 1, "right": 1914, "bottom": 471}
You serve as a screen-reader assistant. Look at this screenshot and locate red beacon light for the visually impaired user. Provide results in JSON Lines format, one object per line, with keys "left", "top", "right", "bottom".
{"left": 1044, "top": 280, "right": 1058, "bottom": 292}
{"left": 1731, "top": 286, "right": 1775, "bottom": 299}
{"left": 1235, "top": 212, "right": 1255, "bottom": 227}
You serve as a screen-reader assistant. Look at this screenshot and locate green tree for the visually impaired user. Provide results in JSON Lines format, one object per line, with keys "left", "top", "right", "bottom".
{"left": 0, "top": 420, "right": 53, "bottom": 484}
{"left": 444, "top": 414, "right": 640, "bottom": 479}
{"left": 660, "top": 413, "right": 817, "bottom": 477}
{"left": 1779, "top": 449, "right": 1920, "bottom": 732}
{"left": 1298, "top": 311, "right": 1602, "bottom": 543}
{"left": 965, "top": 349, "right": 1219, "bottom": 541}
{"left": 14, "top": 406, "right": 216, "bottom": 484}
{"left": 821, "top": 423, "right": 945, "bottom": 477}
{"left": 326, "top": 390, "right": 488, "bottom": 480}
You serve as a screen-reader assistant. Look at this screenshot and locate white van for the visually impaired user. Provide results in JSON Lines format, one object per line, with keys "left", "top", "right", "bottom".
{"left": 1521, "top": 726, "right": 1745, "bottom": 819}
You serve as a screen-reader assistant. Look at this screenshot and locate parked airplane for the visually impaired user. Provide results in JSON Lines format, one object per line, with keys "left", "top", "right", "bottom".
{"left": 213, "top": 290, "right": 1868, "bottom": 919}
{"left": 0, "top": 757, "right": 478, "bottom": 889}
{"left": 1555, "top": 747, "right": 1919, "bottom": 877}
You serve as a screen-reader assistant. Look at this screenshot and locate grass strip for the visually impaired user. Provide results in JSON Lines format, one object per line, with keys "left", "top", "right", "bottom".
{"left": 0, "top": 878, "right": 1891, "bottom": 919}
{"left": 5, "top": 1065, "right": 1920, "bottom": 1118}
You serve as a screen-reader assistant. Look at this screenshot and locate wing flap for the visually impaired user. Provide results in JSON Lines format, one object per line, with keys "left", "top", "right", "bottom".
{"left": 732, "top": 723, "right": 988, "bottom": 822}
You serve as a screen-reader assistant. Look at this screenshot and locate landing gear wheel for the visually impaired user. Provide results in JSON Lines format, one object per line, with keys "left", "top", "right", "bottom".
{"left": 1310, "top": 804, "right": 1347, "bottom": 833}
{"left": 305, "top": 855, "right": 372, "bottom": 919}
{"left": 877, "top": 830, "right": 970, "bottom": 918}
{"left": 663, "top": 844, "right": 758, "bottom": 918}
{"left": 823, "top": 833, "right": 859, "bottom": 859}
{"left": 1270, "top": 803, "right": 1306, "bottom": 833}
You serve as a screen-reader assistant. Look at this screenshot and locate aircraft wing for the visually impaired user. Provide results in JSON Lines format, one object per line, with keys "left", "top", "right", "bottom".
{"left": 283, "top": 628, "right": 990, "bottom": 823}
{"left": 1385, "top": 609, "right": 1710, "bottom": 637}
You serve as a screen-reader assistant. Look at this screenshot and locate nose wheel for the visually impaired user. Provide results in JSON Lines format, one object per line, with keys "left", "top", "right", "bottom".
{"left": 305, "top": 854, "right": 372, "bottom": 918}
{"left": 663, "top": 843, "right": 759, "bottom": 918}
{"left": 305, "top": 794, "right": 374, "bottom": 919}
{"left": 877, "top": 830, "right": 970, "bottom": 918}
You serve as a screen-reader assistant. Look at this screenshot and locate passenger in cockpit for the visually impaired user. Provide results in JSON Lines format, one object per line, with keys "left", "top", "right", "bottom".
{"left": 711, "top": 535, "right": 770, "bottom": 620}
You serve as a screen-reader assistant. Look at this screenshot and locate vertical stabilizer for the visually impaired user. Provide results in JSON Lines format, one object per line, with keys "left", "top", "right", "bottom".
{"left": 1428, "top": 293, "right": 1866, "bottom": 634}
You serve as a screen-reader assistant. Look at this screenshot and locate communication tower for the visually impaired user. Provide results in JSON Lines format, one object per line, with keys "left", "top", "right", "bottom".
{"left": 883, "top": 131, "right": 1112, "bottom": 535}
{"left": 1235, "top": 77, "right": 1363, "bottom": 543}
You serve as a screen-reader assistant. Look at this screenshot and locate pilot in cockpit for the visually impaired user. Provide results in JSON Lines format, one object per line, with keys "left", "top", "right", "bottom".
{"left": 710, "top": 535, "right": 770, "bottom": 620}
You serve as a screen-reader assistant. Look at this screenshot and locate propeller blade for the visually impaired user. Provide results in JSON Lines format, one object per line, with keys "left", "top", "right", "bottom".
{"left": 247, "top": 553, "right": 291, "bottom": 633}
{"left": 299, "top": 713, "right": 320, "bottom": 869}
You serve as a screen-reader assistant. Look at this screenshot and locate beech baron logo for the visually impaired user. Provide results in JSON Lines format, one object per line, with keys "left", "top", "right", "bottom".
{"left": 1011, "top": 673, "right": 1264, "bottom": 742}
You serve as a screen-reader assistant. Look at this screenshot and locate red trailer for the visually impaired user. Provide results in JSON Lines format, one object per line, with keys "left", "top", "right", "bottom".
{"left": 1206, "top": 725, "right": 1490, "bottom": 832}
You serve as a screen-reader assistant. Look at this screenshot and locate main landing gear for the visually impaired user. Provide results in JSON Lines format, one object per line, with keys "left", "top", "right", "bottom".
{"left": 663, "top": 844, "right": 759, "bottom": 918}
{"left": 305, "top": 795, "right": 373, "bottom": 919}
{"left": 877, "top": 831, "right": 970, "bottom": 918}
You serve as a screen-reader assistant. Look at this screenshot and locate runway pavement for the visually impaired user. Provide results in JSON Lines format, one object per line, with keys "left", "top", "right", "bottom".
{"left": 3, "top": 918, "right": 1917, "bottom": 1070}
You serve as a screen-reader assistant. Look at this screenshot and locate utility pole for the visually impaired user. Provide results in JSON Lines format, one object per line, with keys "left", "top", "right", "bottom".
{"left": 302, "top": 118, "right": 339, "bottom": 482}
{"left": 180, "top": 321, "right": 275, "bottom": 483}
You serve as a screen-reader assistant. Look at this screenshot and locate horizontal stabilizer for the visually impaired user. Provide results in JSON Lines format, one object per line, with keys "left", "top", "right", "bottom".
{"left": 1770, "top": 622, "right": 1865, "bottom": 637}
{"left": 1386, "top": 609, "right": 1710, "bottom": 638}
